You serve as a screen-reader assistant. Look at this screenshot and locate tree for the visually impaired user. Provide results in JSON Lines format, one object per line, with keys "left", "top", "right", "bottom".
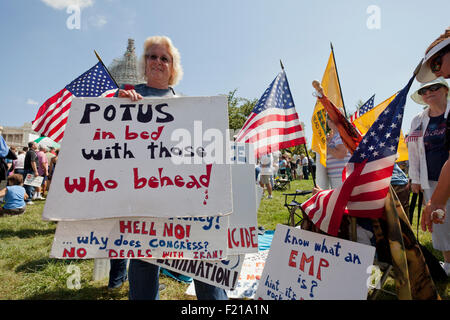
{"left": 226, "top": 89, "right": 258, "bottom": 130}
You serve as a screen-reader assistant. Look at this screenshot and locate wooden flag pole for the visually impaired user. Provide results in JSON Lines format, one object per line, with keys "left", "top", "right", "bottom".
{"left": 280, "top": 59, "right": 317, "bottom": 187}
{"left": 330, "top": 42, "right": 348, "bottom": 119}
{"left": 94, "top": 50, "right": 120, "bottom": 89}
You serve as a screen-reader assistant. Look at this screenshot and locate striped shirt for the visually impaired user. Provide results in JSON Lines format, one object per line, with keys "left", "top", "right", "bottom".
{"left": 326, "top": 133, "right": 351, "bottom": 180}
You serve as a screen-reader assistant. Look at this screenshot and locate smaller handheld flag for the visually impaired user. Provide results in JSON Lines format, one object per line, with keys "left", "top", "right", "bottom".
{"left": 349, "top": 95, "right": 375, "bottom": 123}
{"left": 235, "top": 70, "right": 305, "bottom": 158}
{"left": 32, "top": 62, "right": 118, "bottom": 143}
{"left": 404, "top": 123, "right": 423, "bottom": 143}
{"left": 301, "top": 75, "right": 415, "bottom": 235}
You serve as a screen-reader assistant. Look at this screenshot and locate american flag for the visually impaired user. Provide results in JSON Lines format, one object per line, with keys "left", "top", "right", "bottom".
{"left": 235, "top": 70, "right": 305, "bottom": 158}
{"left": 301, "top": 76, "right": 415, "bottom": 235}
{"left": 32, "top": 62, "right": 118, "bottom": 143}
{"left": 404, "top": 123, "right": 423, "bottom": 143}
{"left": 349, "top": 94, "right": 375, "bottom": 123}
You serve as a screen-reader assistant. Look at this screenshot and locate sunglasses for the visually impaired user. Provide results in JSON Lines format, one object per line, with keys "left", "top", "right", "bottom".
{"left": 145, "top": 54, "right": 171, "bottom": 64}
{"left": 430, "top": 46, "right": 450, "bottom": 73}
{"left": 418, "top": 83, "right": 444, "bottom": 96}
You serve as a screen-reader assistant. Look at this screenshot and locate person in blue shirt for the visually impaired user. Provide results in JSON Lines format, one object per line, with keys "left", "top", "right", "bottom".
{"left": 0, "top": 173, "right": 28, "bottom": 217}
{"left": 109, "top": 35, "right": 228, "bottom": 300}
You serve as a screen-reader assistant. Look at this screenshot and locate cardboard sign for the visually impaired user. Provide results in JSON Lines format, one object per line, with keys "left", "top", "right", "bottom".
{"left": 43, "top": 96, "right": 232, "bottom": 220}
{"left": 150, "top": 254, "right": 244, "bottom": 291}
{"left": 185, "top": 250, "right": 268, "bottom": 298}
{"left": 228, "top": 250, "right": 268, "bottom": 299}
{"left": 50, "top": 216, "right": 228, "bottom": 260}
{"left": 227, "top": 163, "right": 259, "bottom": 254}
{"left": 49, "top": 143, "right": 258, "bottom": 259}
{"left": 255, "top": 224, "right": 376, "bottom": 300}
{"left": 24, "top": 174, "right": 44, "bottom": 187}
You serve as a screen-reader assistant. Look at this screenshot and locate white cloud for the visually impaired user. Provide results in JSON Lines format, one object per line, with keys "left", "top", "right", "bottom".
{"left": 26, "top": 98, "right": 39, "bottom": 106}
{"left": 89, "top": 15, "right": 107, "bottom": 28}
{"left": 41, "top": 0, "right": 94, "bottom": 10}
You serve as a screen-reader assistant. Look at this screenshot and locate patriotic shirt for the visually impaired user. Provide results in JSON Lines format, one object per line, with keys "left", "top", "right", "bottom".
{"left": 424, "top": 114, "right": 448, "bottom": 180}
{"left": 446, "top": 114, "right": 450, "bottom": 151}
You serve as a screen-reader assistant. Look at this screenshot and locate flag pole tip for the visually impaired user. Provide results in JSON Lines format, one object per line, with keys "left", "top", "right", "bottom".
{"left": 312, "top": 80, "right": 321, "bottom": 90}
{"left": 312, "top": 80, "right": 324, "bottom": 97}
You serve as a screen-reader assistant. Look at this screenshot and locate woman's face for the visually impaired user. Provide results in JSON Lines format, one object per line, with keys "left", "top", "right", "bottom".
{"left": 145, "top": 43, "right": 172, "bottom": 87}
{"left": 421, "top": 85, "right": 448, "bottom": 107}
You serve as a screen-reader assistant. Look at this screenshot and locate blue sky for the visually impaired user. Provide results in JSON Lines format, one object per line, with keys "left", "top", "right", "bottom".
{"left": 1, "top": 0, "right": 449, "bottom": 143}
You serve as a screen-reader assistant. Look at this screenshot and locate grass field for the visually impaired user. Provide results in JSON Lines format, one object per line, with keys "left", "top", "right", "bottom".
{"left": 0, "top": 178, "right": 448, "bottom": 300}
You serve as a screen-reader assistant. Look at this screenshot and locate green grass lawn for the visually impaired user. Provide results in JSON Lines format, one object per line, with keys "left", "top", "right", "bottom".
{"left": 0, "top": 178, "right": 448, "bottom": 300}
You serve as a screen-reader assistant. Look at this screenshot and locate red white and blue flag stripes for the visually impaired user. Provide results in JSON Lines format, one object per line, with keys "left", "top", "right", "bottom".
{"left": 235, "top": 70, "right": 305, "bottom": 158}
{"left": 301, "top": 75, "right": 415, "bottom": 235}
{"left": 349, "top": 94, "right": 375, "bottom": 123}
{"left": 32, "top": 62, "right": 118, "bottom": 143}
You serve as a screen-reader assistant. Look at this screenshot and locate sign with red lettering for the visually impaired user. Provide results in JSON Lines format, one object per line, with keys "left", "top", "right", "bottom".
{"left": 49, "top": 143, "right": 259, "bottom": 259}
{"left": 50, "top": 216, "right": 228, "bottom": 260}
{"left": 42, "top": 96, "right": 232, "bottom": 220}
{"left": 227, "top": 163, "right": 259, "bottom": 254}
{"left": 255, "top": 224, "right": 376, "bottom": 300}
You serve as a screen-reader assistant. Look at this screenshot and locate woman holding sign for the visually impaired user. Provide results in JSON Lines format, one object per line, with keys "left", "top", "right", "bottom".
{"left": 111, "top": 35, "right": 228, "bottom": 300}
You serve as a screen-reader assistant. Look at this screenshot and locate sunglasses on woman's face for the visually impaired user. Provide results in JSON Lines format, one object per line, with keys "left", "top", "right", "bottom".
{"left": 145, "top": 54, "right": 171, "bottom": 64}
{"left": 430, "top": 48, "right": 449, "bottom": 73}
{"left": 430, "top": 52, "right": 444, "bottom": 73}
{"left": 418, "top": 84, "right": 444, "bottom": 96}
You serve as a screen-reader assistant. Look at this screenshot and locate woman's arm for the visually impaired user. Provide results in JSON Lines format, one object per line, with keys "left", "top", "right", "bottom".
{"left": 422, "top": 158, "right": 449, "bottom": 232}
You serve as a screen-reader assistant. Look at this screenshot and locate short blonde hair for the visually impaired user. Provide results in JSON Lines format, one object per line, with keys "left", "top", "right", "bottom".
{"left": 139, "top": 36, "right": 183, "bottom": 86}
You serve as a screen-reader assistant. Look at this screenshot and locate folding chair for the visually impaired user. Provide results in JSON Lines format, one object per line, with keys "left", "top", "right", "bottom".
{"left": 273, "top": 177, "right": 291, "bottom": 191}
{"left": 283, "top": 190, "right": 312, "bottom": 227}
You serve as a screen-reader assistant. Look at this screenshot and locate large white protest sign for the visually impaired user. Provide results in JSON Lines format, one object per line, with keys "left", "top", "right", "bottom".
{"left": 49, "top": 143, "right": 258, "bottom": 259}
{"left": 43, "top": 96, "right": 232, "bottom": 220}
{"left": 50, "top": 216, "right": 228, "bottom": 260}
{"left": 150, "top": 254, "right": 244, "bottom": 291}
{"left": 227, "top": 164, "right": 258, "bottom": 254}
{"left": 227, "top": 143, "right": 258, "bottom": 255}
{"left": 255, "top": 224, "right": 376, "bottom": 300}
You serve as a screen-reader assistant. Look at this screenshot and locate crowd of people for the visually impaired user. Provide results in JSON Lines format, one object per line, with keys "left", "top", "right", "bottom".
{"left": 0, "top": 27, "right": 449, "bottom": 298}
{"left": 255, "top": 151, "right": 316, "bottom": 199}
{"left": 0, "top": 140, "right": 59, "bottom": 216}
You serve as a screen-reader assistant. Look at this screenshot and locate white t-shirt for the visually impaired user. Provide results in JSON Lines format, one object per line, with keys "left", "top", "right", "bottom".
{"left": 13, "top": 153, "right": 25, "bottom": 170}
{"left": 301, "top": 157, "right": 308, "bottom": 166}
{"left": 259, "top": 153, "right": 273, "bottom": 175}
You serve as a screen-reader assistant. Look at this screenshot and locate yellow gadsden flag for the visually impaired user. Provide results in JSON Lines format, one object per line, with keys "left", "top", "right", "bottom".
{"left": 353, "top": 93, "right": 409, "bottom": 162}
{"left": 311, "top": 51, "right": 344, "bottom": 167}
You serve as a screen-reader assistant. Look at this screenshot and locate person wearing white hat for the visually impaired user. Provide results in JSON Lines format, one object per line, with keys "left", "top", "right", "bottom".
{"left": 416, "top": 28, "right": 450, "bottom": 83}
{"left": 407, "top": 76, "right": 450, "bottom": 276}
{"left": 415, "top": 28, "right": 450, "bottom": 277}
